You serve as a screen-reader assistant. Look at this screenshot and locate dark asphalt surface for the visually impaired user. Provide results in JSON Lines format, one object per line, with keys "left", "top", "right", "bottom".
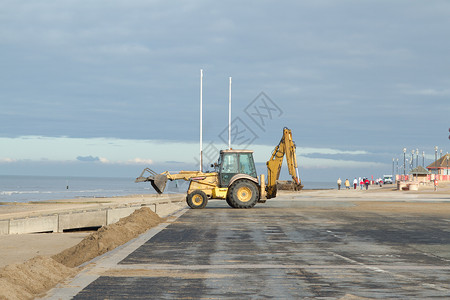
{"left": 50, "top": 199, "right": 450, "bottom": 299}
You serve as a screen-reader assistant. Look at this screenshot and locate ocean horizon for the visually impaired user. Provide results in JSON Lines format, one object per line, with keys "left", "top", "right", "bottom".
{"left": 0, "top": 175, "right": 335, "bottom": 203}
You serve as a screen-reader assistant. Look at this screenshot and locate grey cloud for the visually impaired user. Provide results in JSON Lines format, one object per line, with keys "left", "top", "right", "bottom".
{"left": 1, "top": 0, "right": 450, "bottom": 173}
{"left": 76, "top": 156, "right": 100, "bottom": 162}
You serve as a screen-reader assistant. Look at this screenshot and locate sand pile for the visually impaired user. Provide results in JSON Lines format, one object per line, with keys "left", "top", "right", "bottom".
{"left": 53, "top": 207, "right": 163, "bottom": 268}
{"left": 0, "top": 256, "right": 75, "bottom": 300}
{"left": 0, "top": 207, "right": 164, "bottom": 299}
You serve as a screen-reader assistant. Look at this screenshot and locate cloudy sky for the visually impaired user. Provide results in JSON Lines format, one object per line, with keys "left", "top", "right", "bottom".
{"left": 1, "top": 0, "right": 449, "bottom": 182}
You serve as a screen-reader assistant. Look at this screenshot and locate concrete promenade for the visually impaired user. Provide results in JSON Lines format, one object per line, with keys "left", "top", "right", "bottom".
{"left": 45, "top": 189, "right": 450, "bottom": 299}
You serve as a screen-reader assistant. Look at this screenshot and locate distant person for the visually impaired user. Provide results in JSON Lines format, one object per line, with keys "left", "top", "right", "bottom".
{"left": 434, "top": 179, "right": 438, "bottom": 191}
{"left": 353, "top": 178, "right": 358, "bottom": 189}
{"left": 345, "top": 179, "right": 350, "bottom": 190}
{"left": 359, "top": 178, "right": 364, "bottom": 190}
{"left": 364, "top": 178, "right": 370, "bottom": 190}
{"left": 337, "top": 178, "right": 342, "bottom": 190}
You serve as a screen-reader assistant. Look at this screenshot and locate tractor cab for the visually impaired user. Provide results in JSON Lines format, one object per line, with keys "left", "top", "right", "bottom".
{"left": 218, "top": 149, "right": 257, "bottom": 187}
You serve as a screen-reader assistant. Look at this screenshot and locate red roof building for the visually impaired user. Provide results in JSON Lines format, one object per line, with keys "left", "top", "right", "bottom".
{"left": 426, "top": 154, "right": 450, "bottom": 176}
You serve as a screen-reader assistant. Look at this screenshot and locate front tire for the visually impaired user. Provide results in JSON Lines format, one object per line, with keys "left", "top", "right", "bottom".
{"left": 186, "top": 190, "right": 208, "bottom": 209}
{"left": 228, "top": 180, "right": 259, "bottom": 208}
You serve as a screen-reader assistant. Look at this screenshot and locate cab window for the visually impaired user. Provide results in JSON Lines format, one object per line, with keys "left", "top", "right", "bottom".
{"left": 239, "top": 153, "right": 257, "bottom": 178}
{"left": 221, "top": 153, "right": 238, "bottom": 173}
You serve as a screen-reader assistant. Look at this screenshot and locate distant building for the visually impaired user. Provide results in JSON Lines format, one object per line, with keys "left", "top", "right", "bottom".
{"left": 410, "top": 166, "right": 430, "bottom": 182}
{"left": 426, "top": 154, "right": 450, "bottom": 180}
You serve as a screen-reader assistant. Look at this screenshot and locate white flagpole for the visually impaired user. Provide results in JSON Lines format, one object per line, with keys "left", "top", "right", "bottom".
{"left": 228, "top": 76, "right": 232, "bottom": 150}
{"left": 200, "top": 69, "right": 203, "bottom": 172}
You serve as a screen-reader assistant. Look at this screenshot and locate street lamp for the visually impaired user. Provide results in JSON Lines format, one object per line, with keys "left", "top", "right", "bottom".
{"left": 411, "top": 150, "right": 415, "bottom": 170}
{"left": 416, "top": 149, "right": 419, "bottom": 168}
{"left": 406, "top": 158, "right": 409, "bottom": 176}
{"left": 392, "top": 158, "right": 394, "bottom": 177}
{"left": 403, "top": 148, "right": 407, "bottom": 178}
{"left": 422, "top": 151, "right": 425, "bottom": 167}
{"left": 435, "top": 146, "right": 438, "bottom": 176}
{"left": 445, "top": 152, "right": 448, "bottom": 180}
{"left": 446, "top": 152, "right": 449, "bottom": 178}
{"left": 396, "top": 158, "right": 399, "bottom": 177}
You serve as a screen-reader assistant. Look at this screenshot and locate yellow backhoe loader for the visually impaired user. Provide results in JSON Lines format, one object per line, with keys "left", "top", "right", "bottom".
{"left": 135, "top": 127, "right": 302, "bottom": 209}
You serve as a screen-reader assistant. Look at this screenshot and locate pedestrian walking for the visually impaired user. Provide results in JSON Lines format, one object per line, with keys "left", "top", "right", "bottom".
{"left": 364, "top": 178, "right": 369, "bottom": 190}
{"left": 434, "top": 179, "right": 438, "bottom": 191}
{"left": 359, "top": 178, "right": 363, "bottom": 190}
{"left": 353, "top": 178, "right": 358, "bottom": 189}
{"left": 337, "top": 178, "right": 342, "bottom": 190}
{"left": 345, "top": 179, "right": 350, "bottom": 190}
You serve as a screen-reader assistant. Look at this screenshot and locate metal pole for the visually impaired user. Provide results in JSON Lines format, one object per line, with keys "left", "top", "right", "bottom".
{"left": 403, "top": 148, "right": 406, "bottom": 178}
{"left": 416, "top": 149, "right": 419, "bottom": 168}
{"left": 422, "top": 151, "right": 425, "bottom": 167}
{"left": 445, "top": 152, "right": 449, "bottom": 180}
{"left": 228, "top": 77, "right": 232, "bottom": 150}
{"left": 396, "top": 158, "right": 399, "bottom": 178}
{"left": 435, "top": 146, "right": 438, "bottom": 176}
{"left": 406, "top": 158, "right": 409, "bottom": 176}
{"left": 392, "top": 158, "right": 394, "bottom": 177}
{"left": 200, "top": 69, "right": 203, "bottom": 172}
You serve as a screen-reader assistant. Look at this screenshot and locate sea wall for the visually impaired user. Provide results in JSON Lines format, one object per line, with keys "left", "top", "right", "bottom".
{"left": 0, "top": 195, "right": 185, "bottom": 235}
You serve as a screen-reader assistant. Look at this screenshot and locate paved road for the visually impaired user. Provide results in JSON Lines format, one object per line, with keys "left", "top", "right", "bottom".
{"left": 48, "top": 199, "right": 450, "bottom": 299}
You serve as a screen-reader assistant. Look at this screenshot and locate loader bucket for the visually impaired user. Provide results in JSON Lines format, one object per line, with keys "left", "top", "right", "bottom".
{"left": 149, "top": 174, "right": 168, "bottom": 194}
{"left": 135, "top": 168, "right": 168, "bottom": 194}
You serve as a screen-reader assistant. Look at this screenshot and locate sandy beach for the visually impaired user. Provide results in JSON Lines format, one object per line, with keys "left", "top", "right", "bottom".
{"left": 0, "top": 183, "right": 449, "bottom": 299}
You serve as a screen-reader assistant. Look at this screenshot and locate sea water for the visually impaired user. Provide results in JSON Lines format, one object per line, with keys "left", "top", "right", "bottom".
{"left": 0, "top": 175, "right": 335, "bottom": 203}
{"left": 0, "top": 175, "right": 158, "bottom": 203}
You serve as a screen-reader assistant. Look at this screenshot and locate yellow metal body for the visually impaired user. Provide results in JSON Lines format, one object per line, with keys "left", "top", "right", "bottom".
{"left": 212, "top": 187, "right": 228, "bottom": 199}
{"left": 266, "top": 127, "right": 302, "bottom": 199}
{"left": 166, "top": 171, "right": 222, "bottom": 198}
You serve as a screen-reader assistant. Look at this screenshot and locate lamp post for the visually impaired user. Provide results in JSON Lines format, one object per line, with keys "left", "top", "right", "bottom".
{"left": 392, "top": 158, "right": 394, "bottom": 177}
{"left": 422, "top": 151, "right": 425, "bottom": 167}
{"left": 447, "top": 152, "right": 449, "bottom": 178}
{"left": 406, "top": 158, "right": 409, "bottom": 177}
{"left": 396, "top": 158, "right": 399, "bottom": 177}
{"left": 403, "top": 148, "right": 407, "bottom": 178}
{"left": 416, "top": 149, "right": 419, "bottom": 168}
{"left": 435, "top": 146, "right": 438, "bottom": 176}
{"left": 411, "top": 150, "right": 415, "bottom": 170}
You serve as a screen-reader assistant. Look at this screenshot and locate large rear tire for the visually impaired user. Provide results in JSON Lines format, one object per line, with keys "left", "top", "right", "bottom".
{"left": 228, "top": 179, "right": 259, "bottom": 208}
{"left": 186, "top": 190, "right": 208, "bottom": 209}
{"left": 226, "top": 194, "right": 236, "bottom": 208}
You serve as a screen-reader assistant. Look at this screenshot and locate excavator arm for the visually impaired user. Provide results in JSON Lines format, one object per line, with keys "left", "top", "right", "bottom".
{"left": 135, "top": 168, "right": 217, "bottom": 194}
{"left": 265, "top": 127, "right": 302, "bottom": 199}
